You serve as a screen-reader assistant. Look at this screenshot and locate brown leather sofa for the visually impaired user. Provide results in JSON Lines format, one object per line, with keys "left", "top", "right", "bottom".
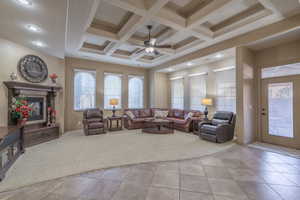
{"left": 123, "top": 108, "right": 203, "bottom": 132}
{"left": 198, "top": 111, "right": 236, "bottom": 143}
{"left": 83, "top": 108, "right": 106, "bottom": 135}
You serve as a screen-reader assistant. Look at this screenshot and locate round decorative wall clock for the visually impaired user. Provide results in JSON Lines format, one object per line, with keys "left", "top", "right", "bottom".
{"left": 18, "top": 55, "right": 48, "bottom": 83}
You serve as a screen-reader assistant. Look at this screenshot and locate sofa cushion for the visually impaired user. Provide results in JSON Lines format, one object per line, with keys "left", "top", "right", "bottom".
{"left": 86, "top": 110, "right": 102, "bottom": 119}
{"left": 154, "top": 110, "right": 169, "bottom": 118}
{"left": 86, "top": 118, "right": 102, "bottom": 123}
{"left": 173, "top": 109, "right": 184, "bottom": 119}
{"left": 126, "top": 111, "right": 136, "bottom": 119}
{"left": 167, "top": 109, "right": 174, "bottom": 117}
{"left": 132, "top": 118, "right": 146, "bottom": 123}
{"left": 132, "top": 110, "right": 140, "bottom": 118}
{"left": 167, "top": 118, "right": 187, "bottom": 125}
{"left": 201, "top": 124, "right": 217, "bottom": 135}
{"left": 211, "top": 119, "right": 229, "bottom": 126}
{"left": 140, "top": 109, "right": 151, "bottom": 118}
{"left": 88, "top": 122, "right": 104, "bottom": 129}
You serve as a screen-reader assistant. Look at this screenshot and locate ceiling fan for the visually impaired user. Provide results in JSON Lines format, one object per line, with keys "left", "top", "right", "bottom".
{"left": 135, "top": 25, "right": 172, "bottom": 56}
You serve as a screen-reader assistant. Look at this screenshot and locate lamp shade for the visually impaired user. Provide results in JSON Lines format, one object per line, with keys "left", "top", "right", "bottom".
{"left": 201, "top": 98, "right": 213, "bottom": 106}
{"left": 109, "top": 98, "right": 119, "bottom": 106}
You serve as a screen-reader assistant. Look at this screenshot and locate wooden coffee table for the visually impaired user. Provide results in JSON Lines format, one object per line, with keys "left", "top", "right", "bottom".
{"left": 142, "top": 118, "right": 174, "bottom": 134}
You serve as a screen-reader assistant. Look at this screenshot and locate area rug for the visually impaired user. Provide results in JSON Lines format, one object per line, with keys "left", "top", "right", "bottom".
{"left": 0, "top": 129, "right": 235, "bottom": 191}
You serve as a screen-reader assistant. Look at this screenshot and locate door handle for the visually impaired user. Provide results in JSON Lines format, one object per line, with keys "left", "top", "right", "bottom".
{"left": 261, "top": 113, "right": 266, "bottom": 115}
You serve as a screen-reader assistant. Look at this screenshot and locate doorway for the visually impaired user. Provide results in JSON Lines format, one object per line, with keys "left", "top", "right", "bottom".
{"left": 261, "top": 76, "right": 300, "bottom": 149}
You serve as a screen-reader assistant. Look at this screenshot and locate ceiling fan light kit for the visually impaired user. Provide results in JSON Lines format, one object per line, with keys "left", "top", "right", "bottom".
{"left": 137, "top": 25, "right": 173, "bottom": 55}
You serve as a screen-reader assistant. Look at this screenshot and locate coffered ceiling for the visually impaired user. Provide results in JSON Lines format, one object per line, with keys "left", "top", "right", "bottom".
{"left": 67, "top": 0, "right": 300, "bottom": 67}
{"left": 1, "top": 0, "right": 300, "bottom": 68}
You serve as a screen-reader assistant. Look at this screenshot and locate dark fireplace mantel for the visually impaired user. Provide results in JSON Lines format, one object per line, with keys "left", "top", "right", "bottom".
{"left": 4, "top": 81, "right": 62, "bottom": 147}
{"left": 4, "top": 81, "right": 62, "bottom": 93}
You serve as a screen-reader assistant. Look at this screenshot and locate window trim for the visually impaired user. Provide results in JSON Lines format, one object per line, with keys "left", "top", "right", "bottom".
{"left": 189, "top": 73, "right": 207, "bottom": 111}
{"left": 128, "top": 75, "right": 144, "bottom": 109}
{"left": 73, "top": 69, "right": 96, "bottom": 111}
{"left": 103, "top": 72, "right": 123, "bottom": 110}
{"left": 171, "top": 77, "right": 184, "bottom": 109}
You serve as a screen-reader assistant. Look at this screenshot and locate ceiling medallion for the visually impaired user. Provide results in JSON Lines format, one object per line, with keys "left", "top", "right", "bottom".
{"left": 18, "top": 55, "right": 48, "bottom": 83}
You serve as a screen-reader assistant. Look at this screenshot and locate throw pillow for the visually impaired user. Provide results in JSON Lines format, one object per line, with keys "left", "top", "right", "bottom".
{"left": 126, "top": 111, "right": 135, "bottom": 119}
{"left": 184, "top": 112, "right": 194, "bottom": 121}
{"left": 154, "top": 110, "right": 169, "bottom": 118}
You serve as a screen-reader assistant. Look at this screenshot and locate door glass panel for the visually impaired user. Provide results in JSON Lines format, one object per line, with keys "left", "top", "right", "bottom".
{"left": 268, "top": 82, "right": 293, "bottom": 138}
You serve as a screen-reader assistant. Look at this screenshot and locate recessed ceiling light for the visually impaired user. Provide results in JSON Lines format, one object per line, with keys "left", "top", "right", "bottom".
{"left": 16, "top": 0, "right": 32, "bottom": 6}
{"left": 167, "top": 68, "right": 174, "bottom": 72}
{"left": 26, "top": 24, "right": 41, "bottom": 33}
{"left": 187, "top": 62, "right": 193, "bottom": 66}
{"left": 215, "top": 53, "right": 224, "bottom": 59}
{"left": 32, "top": 41, "right": 45, "bottom": 47}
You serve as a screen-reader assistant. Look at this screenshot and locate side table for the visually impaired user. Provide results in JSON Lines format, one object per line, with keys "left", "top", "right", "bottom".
{"left": 107, "top": 116, "right": 123, "bottom": 131}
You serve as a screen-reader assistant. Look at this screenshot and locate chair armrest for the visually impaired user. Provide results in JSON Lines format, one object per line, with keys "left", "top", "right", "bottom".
{"left": 216, "top": 124, "right": 234, "bottom": 142}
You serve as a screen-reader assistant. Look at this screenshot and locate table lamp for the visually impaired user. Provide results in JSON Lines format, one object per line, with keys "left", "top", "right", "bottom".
{"left": 201, "top": 98, "right": 213, "bottom": 120}
{"left": 109, "top": 98, "right": 119, "bottom": 117}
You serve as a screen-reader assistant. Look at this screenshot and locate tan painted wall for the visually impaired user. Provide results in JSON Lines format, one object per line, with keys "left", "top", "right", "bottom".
{"left": 255, "top": 39, "right": 300, "bottom": 68}
{"left": 236, "top": 47, "right": 258, "bottom": 144}
{"left": 168, "top": 58, "right": 235, "bottom": 116}
{"left": 64, "top": 57, "right": 149, "bottom": 131}
{"left": 0, "top": 38, "right": 65, "bottom": 132}
{"left": 155, "top": 72, "right": 170, "bottom": 108}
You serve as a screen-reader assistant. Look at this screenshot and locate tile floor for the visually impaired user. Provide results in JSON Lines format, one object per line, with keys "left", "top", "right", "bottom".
{"left": 1, "top": 145, "right": 300, "bottom": 200}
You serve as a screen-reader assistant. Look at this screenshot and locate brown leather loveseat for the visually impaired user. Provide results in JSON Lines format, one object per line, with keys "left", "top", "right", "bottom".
{"left": 123, "top": 108, "right": 203, "bottom": 132}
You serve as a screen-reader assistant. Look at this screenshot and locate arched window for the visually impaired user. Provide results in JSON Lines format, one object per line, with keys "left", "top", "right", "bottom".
{"left": 128, "top": 76, "right": 144, "bottom": 108}
{"left": 74, "top": 69, "right": 96, "bottom": 110}
{"left": 104, "top": 73, "right": 122, "bottom": 109}
{"left": 189, "top": 74, "right": 207, "bottom": 111}
{"left": 171, "top": 77, "right": 184, "bottom": 109}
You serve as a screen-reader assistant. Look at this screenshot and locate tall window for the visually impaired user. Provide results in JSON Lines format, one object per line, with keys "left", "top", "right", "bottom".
{"left": 189, "top": 74, "right": 207, "bottom": 111}
{"left": 128, "top": 76, "right": 144, "bottom": 108}
{"left": 171, "top": 77, "right": 184, "bottom": 109}
{"left": 215, "top": 69, "right": 236, "bottom": 112}
{"left": 104, "top": 73, "right": 122, "bottom": 109}
{"left": 74, "top": 69, "right": 96, "bottom": 110}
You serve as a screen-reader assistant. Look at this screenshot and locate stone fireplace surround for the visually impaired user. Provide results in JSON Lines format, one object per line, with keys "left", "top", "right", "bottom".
{"left": 4, "top": 81, "right": 62, "bottom": 147}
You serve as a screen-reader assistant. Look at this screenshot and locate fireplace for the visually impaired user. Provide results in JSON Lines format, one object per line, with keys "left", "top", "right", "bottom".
{"left": 26, "top": 96, "right": 46, "bottom": 124}
{"left": 4, "top": 81, "right": 62, "bottom": 147}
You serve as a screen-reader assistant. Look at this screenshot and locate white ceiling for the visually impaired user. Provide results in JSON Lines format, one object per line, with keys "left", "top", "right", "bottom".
{"left": 0, "top": 0, "right": 67, "bottom": 58}
{"left": 0, "top": 0, "right": 300, "bottom": 67}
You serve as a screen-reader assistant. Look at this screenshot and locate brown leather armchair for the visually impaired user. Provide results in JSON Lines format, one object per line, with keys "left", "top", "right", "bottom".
{"left": 198, "top": 111, "right": 236, "bottom": 143}
{"left": 83, "top": 108, "right": 106, "bottom": 135}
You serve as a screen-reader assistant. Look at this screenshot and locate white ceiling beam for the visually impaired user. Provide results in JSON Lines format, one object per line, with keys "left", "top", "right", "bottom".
{"left": 103, "top": 42, "right": 121, "bottom": 55}
{"left": 130, "top": 50, "right": 146, "bottom": 60}
{"left": 86, "top": 27, "right": 175, "bottom": 55}
{"left": 104, "top": 0, "right": 170, "bottom": 55}
{"left": 102, "top": 0, "right": 146, "bottom": 15}
{"left": 214, "top": 8, "right": 272, "bottom": 37}
{"left": 257, "top": 0, "right": 284, "bottom": 18}
{"left": 155, "top": 29, "right": 177, "bottom": 44}
{"left": 187, "top": 0, "right": 233, "bottom": 29}
{"left": 118, "top": 14, "right": 145, "bottom": 41}
{"left": 86, "top": 27, "right": 119, "bottom": 41}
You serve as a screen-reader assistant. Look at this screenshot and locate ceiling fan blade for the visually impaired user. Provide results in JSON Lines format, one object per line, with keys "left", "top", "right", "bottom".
{"left": 134, "top": 48, "right": 145, "bottom": 55}
{"left": 154, "top": 44, "right": 172, "bottom": 48}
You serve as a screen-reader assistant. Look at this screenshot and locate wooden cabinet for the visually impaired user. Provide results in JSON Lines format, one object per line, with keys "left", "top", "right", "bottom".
{"left": 24, "top": 126, "right": 59, "bottom": 147}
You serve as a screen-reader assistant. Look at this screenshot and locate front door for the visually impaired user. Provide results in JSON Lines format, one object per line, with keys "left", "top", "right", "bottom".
{"left": 261, "top": 76, "right": 300, "bottom": 149}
